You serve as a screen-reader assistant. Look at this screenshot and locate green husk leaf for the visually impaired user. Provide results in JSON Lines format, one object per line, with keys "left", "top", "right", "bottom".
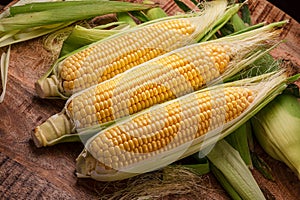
{"left": 59, "top": 21, "right": 129, "bottom": 56}
{"left": 219, "top": 23, "right": 234, "bottom": 36}
{"left": 145, "top": 7, "right": 168, "bottom": 20}
{"left": 218, "top": 12, "right": 247, "bottom": 37}
{"left": 0, "top": 45, "right": 11, "bottom": 103}
{"left": 9, "top": 0, "right": 109, "bottom": 16}
{"left": 251, "top": 93, "right": 300, "bottom": 179}
{"left": 207, "top": 140, "right": 265, "bottom": 200}
{"left": 0, "top": 22, "right": 73, "bottom": 48}
{"left": 0, "top": 30, "right": 20, "bottom": 43}
{"left": 60, "top": 25, "right": 121, "bottom": 57}
{"left": 200, "top": 3, "right": 241, "bottom": 41}
{"left": 181, "top": 163, "right": 210, "bottom": 176}
{"left": 93, "top": 21, "right": 129, "bottom": 30}
{"left": 225, "top": 121, "right": 253, "bottom": 167}
{"left": 228, "top": 22, "right": 265, "bottom": 36}
{"left": 251, "top": 152, "right": 274, "bottom": 181}
{"left": 231, "top": 13, "right": 247, "bottom": 31}
{"left": 0, "top": 1, "right": 151, "bottom": 32}
{"left": 0, "top": 0, "right": 65, "bottom": 19}
{"left": 210, "top": 162, "right": 242, "bottom": 200}
{"left": 174, "top": 155, "right": 210, "bottom": 176}
{"left": 238, "top": 0, "right": 252, "bottom": 25}
{"left": 116, "top": 12, "right": 137, "bottom": 27}
{"left": 129, "top": 10, "right": 149, "bottom": 22}
{"left": 174, "top": 0, "right": 192, "bottom": 12}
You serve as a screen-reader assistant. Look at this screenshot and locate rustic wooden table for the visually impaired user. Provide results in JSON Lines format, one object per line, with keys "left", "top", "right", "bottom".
{"left": 0, "top": 0, "right": 299, "bottom": 199}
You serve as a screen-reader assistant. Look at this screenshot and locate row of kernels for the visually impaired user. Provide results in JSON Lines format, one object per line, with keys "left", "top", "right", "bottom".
{"left": 154, "top": 19, "right": 195, "bottom": 35}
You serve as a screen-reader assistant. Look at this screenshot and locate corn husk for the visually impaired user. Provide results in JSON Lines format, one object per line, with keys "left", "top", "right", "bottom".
{"left": 0, "top": 1, "right": 150, "bottom": 32}
{"left": 207, "top": 140, "right": 265, "bottom": 200}
{"left": 225, "top": 121, "right": 253, "bottom": 167}
{"left": 59, "top": 24, "right": 123, "bottom": 57}
{"left": 251, "top": 94, "right": 300, "bottom": 179}
{"left": 0, "top": 46, "right": 11, "bottom": 103}
{"left": 0, "top": 1, "right": 151, "bottom": 47}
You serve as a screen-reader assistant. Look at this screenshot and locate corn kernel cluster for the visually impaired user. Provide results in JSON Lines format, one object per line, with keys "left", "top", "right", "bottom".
{"left": 58, "top": 19, "right": 196, "bottom": 94}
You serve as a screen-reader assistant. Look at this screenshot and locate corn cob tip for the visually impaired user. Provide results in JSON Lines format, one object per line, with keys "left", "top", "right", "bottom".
{"left": 75, "top": 149, "right": 93, "bottom": 177}
{"left": 35, "top": 75, "right": 60, "bottom": 98}
{"left": 76, "top": 150, "right": 116, "bottom": 177}
{"left": 76, "top": 149, "right": 137, "bottom": 181}
{"left": 75, "top": 150, "right": 88, "bottom": 175}
{"left": 31, "top": 128, "right": 45, "bottom": 148}
{"left": 75, "top": 150, "right": 112, "bottom": 179}
{"left": 32, "top": 113, "right": 74, "bottom": 147}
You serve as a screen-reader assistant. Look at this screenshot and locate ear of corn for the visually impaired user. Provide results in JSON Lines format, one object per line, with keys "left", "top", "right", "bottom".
{"left": 75, "top": 71, "right": 294, "bottom": 181}
{"left": 251, "top": 94, "right": 300, "bottom": 180}
{"left": 77, "top": 86, "right": 255, "bottom": 180}
{"left": 32, "top": 23, "right": 284, "bottom": 148}
{"left": 35, "top": 0, "right": 229, "bottom": 98}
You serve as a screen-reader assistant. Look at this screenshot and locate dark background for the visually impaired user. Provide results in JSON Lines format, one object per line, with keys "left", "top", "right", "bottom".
{"left": 268, "top": 0, "right": 299, "bottom": 22}
{"left": 0, "top": 0, "right": 299, "bottom": 22}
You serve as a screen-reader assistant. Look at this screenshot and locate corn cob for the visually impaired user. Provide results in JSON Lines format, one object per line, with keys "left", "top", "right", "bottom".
{"left": 35, "top": 0, "right": 228, "bottom": 98}
{"left": 81, "top": 86, "right": 255, "bottom": 170}
{"left": 75, "top": 71, "right": 293, "bottom": 181}
{"left": 32, "top": 25, "right": 283, "bottom": 147}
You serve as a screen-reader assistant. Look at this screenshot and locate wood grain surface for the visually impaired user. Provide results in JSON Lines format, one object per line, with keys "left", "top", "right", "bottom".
{"left": 0, "top": 0, "right": 299, "bottom": 199}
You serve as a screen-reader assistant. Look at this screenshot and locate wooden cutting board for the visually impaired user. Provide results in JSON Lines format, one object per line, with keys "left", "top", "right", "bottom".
{"left": 0, "top": 0, "right": 299, "bottom": 199}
